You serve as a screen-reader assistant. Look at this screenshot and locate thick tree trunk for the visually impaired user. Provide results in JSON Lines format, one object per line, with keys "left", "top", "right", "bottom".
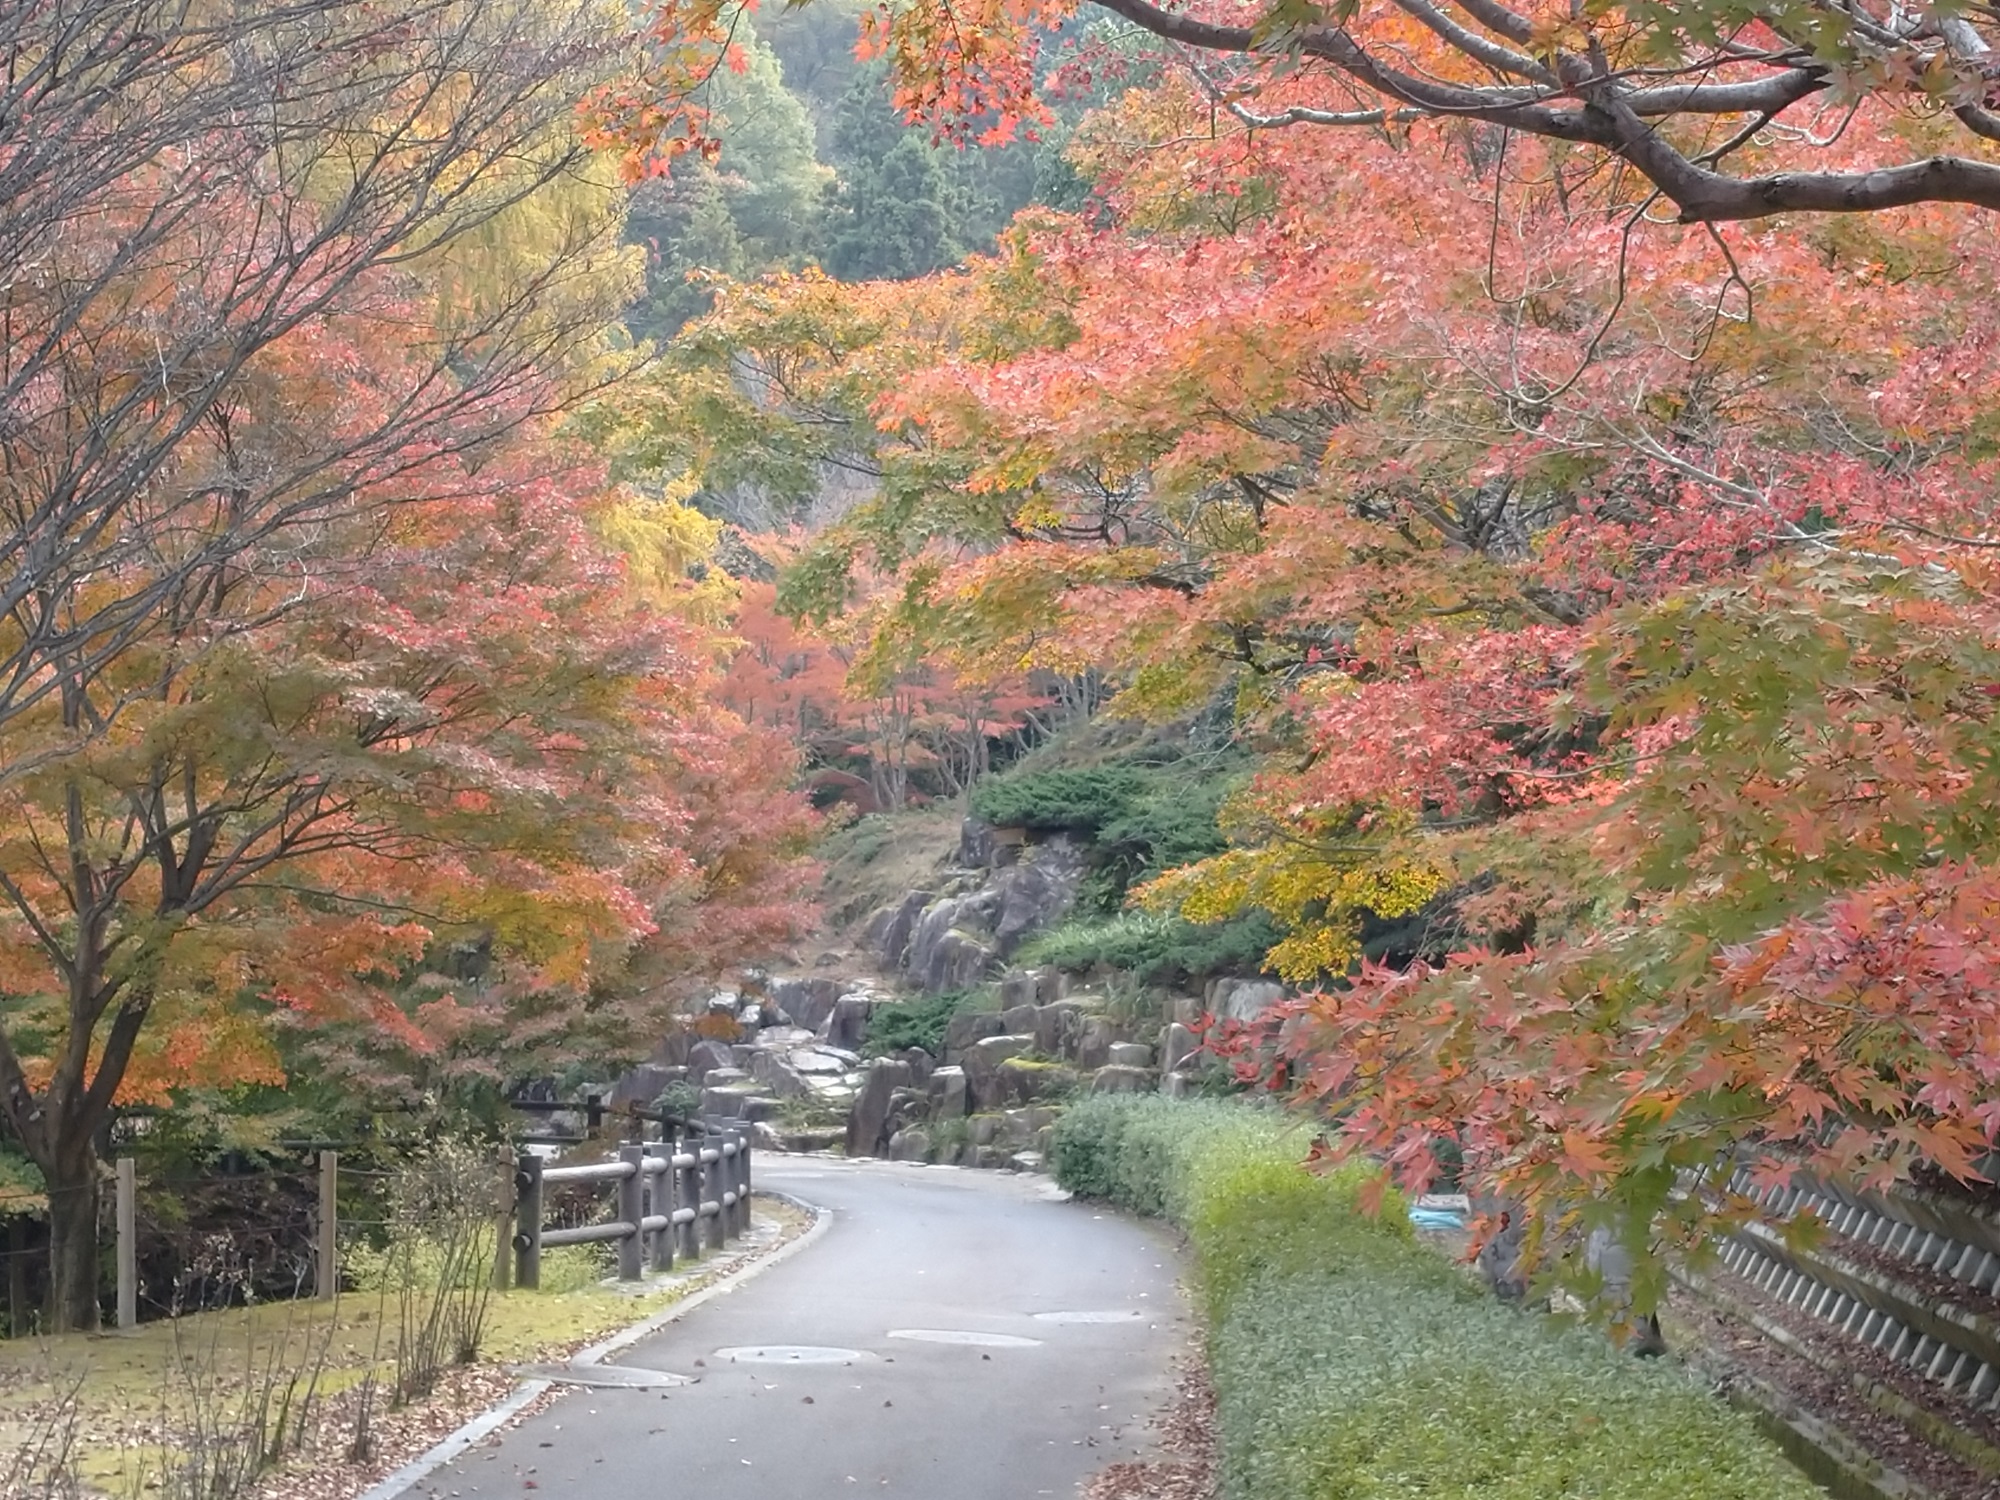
{"left": 44, "top": 1153, "right": 102, "bottom": 1332}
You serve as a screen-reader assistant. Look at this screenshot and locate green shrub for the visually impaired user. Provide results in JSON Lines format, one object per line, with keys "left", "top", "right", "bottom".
{"left": 1019, "top": 909, "right": 1278, "bottom": 984}
{"left": 1051, "top": 1096, "right": 1820, "bottom": 1500}
{"left": 969, "top": 757, "right": 1247, "bottom": 915}
{"left": 860, "top": 990, "right": 976, "bottom": 1058}
{"left": 968, "top": 766, "right": 1150, "bottom": 834}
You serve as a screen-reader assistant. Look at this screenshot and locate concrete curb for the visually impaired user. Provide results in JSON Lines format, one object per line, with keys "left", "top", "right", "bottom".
{"left": 354, "top": 1186, "right": 831, "bottom": 1500}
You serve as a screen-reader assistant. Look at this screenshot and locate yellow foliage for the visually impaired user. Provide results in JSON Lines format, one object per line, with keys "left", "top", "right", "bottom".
{"left": 595, "top": 481, "right": 736, "bottom": 623}
{"left": 1138, "top": 843, "right": 1447, "bottom": 982}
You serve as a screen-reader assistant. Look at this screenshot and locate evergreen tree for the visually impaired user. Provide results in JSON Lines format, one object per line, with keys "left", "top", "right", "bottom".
{"left": 622, "top": 23, "right": 822, "bottom": 341}
{"left": 707, "top": 31, "right": 827, "bottom": 264}
{"left": 821, "top": 135, "right": 968, "bottom": 281}
{"left": 818, "top": 65, "right": 970, "bottom": 281}
{"left": 626, "top": 165, "right": 748, "bottom": 342}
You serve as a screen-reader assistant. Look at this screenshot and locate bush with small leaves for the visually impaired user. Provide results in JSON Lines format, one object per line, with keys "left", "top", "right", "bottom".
{"left": 1050, "top": 1097, "right": 1821, "bottom": 1500}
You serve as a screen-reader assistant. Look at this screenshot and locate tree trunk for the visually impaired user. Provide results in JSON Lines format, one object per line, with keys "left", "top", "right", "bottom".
{"left": 44, "top": 1152, "right": 102, "bottom": 1332}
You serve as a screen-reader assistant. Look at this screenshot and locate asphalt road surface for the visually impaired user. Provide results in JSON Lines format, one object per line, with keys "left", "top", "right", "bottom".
{"left": 393, "top": 1158, "right": 1189, "bottom": 1500}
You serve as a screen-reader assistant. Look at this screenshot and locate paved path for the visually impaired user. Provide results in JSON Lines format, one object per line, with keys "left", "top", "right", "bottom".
{"left": 394, "top": 1158, "right": 1189, "bottom": 1500}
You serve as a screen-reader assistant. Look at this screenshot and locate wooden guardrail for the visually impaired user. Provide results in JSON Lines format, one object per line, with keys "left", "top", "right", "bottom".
{"left": 511, "top": 1119, "right": 751, "bottom": 1290}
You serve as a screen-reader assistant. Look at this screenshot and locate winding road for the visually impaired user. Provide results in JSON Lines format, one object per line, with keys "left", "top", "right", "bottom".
{"left": 391, "top": 1158, "right": 1190, "bottom": 1499}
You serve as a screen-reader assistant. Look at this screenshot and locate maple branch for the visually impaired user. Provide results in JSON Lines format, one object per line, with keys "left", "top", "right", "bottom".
{"left": 1446, "top": 0, "right": 1534, "bottom": 46}
{"left": 1387, "top": 0, "right": 1557, "bottom": 86}
{"left": 1085, "top": 0, "right": 2000, "bottom": 219}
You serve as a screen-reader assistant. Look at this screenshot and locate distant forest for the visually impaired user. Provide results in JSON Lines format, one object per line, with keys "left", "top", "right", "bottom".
{"left": 625, "top": 1, "right": 1097, "bottom": 339}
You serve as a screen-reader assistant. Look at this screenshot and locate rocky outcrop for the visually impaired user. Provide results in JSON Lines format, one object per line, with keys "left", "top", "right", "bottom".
{"left": 866, "top": 832, "right": 1084, "bottom": 995}
{"left": 942, "top": 1010, "right": 1006, "bottom": 1057}
{"left": 867, "top": 891, "right": 935, "bottom": 972}
{"left": 767, "top": 975, "right": 843, "bottom": 1034}
{"left": 1089, "top": 1064, "right": 1153, "bottom": 1095}
{"left": 826, "top": 994, "right": 879, "bottom": 1052}
{"left": 614, "top": 977, "right": 903, "bottom": 1142}
{"left": 686, "top": 1039, "right": 737, "bottom": 1084}
{"left": 1210, "top": 977, "right": 1286, "bottom": 1024}
{"left": 845, "top": 1058, "right": 913, "bottom": 1157}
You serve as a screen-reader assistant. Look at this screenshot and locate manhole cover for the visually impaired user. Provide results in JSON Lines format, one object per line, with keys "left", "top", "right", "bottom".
{"left": 1031, "top": 1310, "right": 1145, "bottom": 1324}
{"left": 713, "top": 1345, "right": 875, "bottom": 1365}
{"left": 886, "top": 1329, "right": 1043, "bottom": 1348}
{"left": 513, "top": 1364, "right": 692, "bottom": 1389}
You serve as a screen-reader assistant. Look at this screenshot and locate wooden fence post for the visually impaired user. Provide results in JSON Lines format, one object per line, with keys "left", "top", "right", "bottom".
{"left": 115, "top": 1157, "right": 136, "bottom": 1330}
{"left": 315, "top": 1150, "right": 339, "bottom": 1301}
{"left": 725, "top": 1129, "right": 744, "bottom": 1238}
{"left": 702, "top": 1125, "right": 726, "bottom": 1254}
{"left": 647, "top": 1139, "right": 674, "bottom": 1274}
{"left": 491, "top": 1143, "right": 514, "bottom": 1292}
{"left": 676, "top": 1141, "right": 700, "bottom": 1262}
{"left": 617, "top": 1145, "right": 644, "bottom": 1282}
{"left": 514, "top": 1153, "right": 544, "bottom": 1291}
{"left": 736, "top": 1128, "right": 753, "bottom": 1235}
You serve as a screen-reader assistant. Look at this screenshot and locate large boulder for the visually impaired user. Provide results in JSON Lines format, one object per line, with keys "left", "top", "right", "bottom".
{"left": 1090, "top": 1064, "right": 1153, "bottom": 1095}
{"left": 1033, "top": 1003, "right": 1082, "bottom": 1060}
{"left": 643, "top": 1031, "right": 693, "bottom": 1070}
{"left": 990, "top": 838, "right": 1084, "bottom": 956}
{"left": 943, "top": 1010, "right": 1007, "bottom": 1057}
{"left": 1160, "top": 1022, "right": 1198, "bottom": 1072}
{"left": 959, "top": 818, "right": 996, "bottom": 869}
{"left": 845, "top": 1058, "right": 914, "bottom": 1157}
{"left": 963, "top": 1033, "right": 1034, "bottom": 1079}
{"left": 1211, "top": 978, "right": 1286, "bottom": 1024}
{"left": 746, "top": 1049, "right": 811, "bottom": 1099}
{"left": 686, "top": 1039, "right": 737, "bottom": 1084}
{"left": 1108, "top": 1041, "right": 1154, "bottom": 1068}
{"left": 788, "top": 1047, "right": 851, "bottom": 1076}
{"left": 965, "top": 1033, "right": 1036, "bottom": 1112}
{"left": 825, "top": 994, "right": 878, "bottom": 1051}
{"left": 768, "top": 976, "right": 843, "bottom": 1034}
{"left": 1073, "top": 1016, "right": 1116, "bottom": 1072}
{"left": 929, "top": 1065, "right": 968, "bottom": 1118}
{"left": 867, "top": 890, "right": 937, "bottom": 971}
{"left": 906, "top": 891, "right": 1003, "bottom": 993}
{"left": 997, "top": 970, "right": 1039, "bottom": 1008}
{"left": 887, "top": 1129, "right": 931, "bottom": 1163}
{"left": 702, "top": 1081, "right": 760, "bottom": 1117}
{"left": 608, "top": 1062, "right": 681, "bottom": 1110}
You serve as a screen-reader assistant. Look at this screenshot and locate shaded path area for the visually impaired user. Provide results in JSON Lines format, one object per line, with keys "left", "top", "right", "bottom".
{"left": 393, "top": 1159, "right": 1189, "bottom": 1498}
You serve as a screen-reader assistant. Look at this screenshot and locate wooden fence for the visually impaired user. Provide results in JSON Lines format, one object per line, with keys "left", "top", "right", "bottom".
{"left": 511, "top": 1119, "right": 751, "bottom": 1290}
{"left": 90, "top": 1111, "right": 751, "bottom": 1328}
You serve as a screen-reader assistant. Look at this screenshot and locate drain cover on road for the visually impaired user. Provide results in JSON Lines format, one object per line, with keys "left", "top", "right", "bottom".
{"left": 713, "top": 1345, "right": 875, "bottom": 1364}
{"left": 513, "top": 1364, "right": 693, "bottom": 1389}
{"left": 886, "top": 1329, "right": 1043, "bottom": 1348}
{"left": 1032, "top": 1310, "right": 1145, "bottom": 1324}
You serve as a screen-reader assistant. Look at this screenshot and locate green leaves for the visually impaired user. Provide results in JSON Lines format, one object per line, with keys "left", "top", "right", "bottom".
{"left": 1052, "top": 1097, "right": 1820, "bottom": 1500}
{"left": 1588, "top": 556, "right": 2000, "bottom": 939}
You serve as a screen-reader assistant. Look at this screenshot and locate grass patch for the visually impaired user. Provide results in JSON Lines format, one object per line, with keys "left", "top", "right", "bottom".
{"left": 815, "top": 806, "right": 962, "bottom": 936}
{"left": 0, "top": 1210, "right": 784, "bottom": 1495}
{"left": 1050, "top": 1096, "right": 1821, "bottom": 1500}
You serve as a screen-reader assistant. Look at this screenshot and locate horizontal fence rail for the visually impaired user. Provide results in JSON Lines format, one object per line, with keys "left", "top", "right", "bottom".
{"left": 1708, "top": 1164, "right": 2000, "bottom": 1408}
{"left": 512, "top": 1119, "right": 751, "bottom": 1290}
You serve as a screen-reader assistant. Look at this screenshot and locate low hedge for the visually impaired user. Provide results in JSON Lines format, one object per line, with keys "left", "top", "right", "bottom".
{"left": 1049, "top": 1096, "right": 1820, "bottom": 1500}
